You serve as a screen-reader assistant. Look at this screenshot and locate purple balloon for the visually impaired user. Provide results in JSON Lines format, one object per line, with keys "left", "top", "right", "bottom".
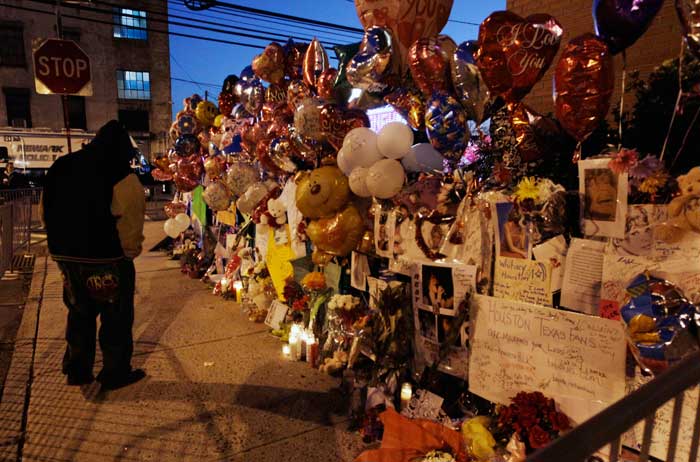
{"left": 593, "top": 0, "right": 665, "bottom": 55}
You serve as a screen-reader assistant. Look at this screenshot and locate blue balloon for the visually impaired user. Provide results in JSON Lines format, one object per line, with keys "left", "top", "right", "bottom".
{"left": 593, "top": 0, "right": 664, "bottom": 55}
{"left": 239, "top": 65, "right": 255, "bottom": 82}
{"left": 424, "top": 92, "right": 470, "bottom": 161}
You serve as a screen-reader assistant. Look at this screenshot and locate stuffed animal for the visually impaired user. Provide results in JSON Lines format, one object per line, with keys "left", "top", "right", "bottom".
{"left": 319, "top": 350, "right": 348, "bottom": 375}
{"left": 264, "top": 197, "right": 287, "bottom": 227}
{"left": 655, "top": 167, "right": 700, "bottom": 243}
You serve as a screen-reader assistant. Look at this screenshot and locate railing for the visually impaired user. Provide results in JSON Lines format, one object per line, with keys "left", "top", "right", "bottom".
{"left": 527, "top": 350, "right": 700, "bottom": 462}
{"left": 0, "top": 188, "right": 41, "bottom": 277}
{"left": 0, "top": 204, "right": 11, "bottom": 277}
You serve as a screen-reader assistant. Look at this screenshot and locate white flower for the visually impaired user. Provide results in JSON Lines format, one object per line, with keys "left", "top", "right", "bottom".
{"left": 536, "top": 179, "right": 565, "bottom": 204}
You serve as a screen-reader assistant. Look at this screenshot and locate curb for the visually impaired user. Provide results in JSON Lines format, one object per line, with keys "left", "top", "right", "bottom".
{"left": 0, "top": 256, "right": 47, "bottom": 460}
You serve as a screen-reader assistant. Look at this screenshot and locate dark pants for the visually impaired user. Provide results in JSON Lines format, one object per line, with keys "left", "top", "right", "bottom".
{"left": 57, "top": 259, "right": 135, "bottom": 381}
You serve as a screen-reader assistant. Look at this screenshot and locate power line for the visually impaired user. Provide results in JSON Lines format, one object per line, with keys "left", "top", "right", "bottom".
{"left": 171, "top": 77, "right": 221, "bottom": 88}
{"left": 171, "top": 55, "right": 207, "bottom": 93}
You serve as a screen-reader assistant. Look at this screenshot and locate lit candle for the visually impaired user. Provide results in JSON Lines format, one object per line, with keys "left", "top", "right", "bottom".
{"left": 220, "top": 278, "right": 230, "bottom": 292}
{"left": 233, "top": 281, "right": 243, "bottom": 303}
{"left": 400, "top": 383, "right": 413, "bottom": 410}
{"left": 282, "top": 344, "right": 291, "bottom": 359}
{"left": 306, "top": 334, "right": 318, "bottom": 367}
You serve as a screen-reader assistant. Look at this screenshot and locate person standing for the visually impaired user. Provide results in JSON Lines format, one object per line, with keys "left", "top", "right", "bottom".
{"left": 42, "top": 120, "right": 146, "bottom": 389}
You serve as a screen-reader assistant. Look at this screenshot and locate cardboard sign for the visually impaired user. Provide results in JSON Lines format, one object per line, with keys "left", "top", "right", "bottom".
{"left": 469, "top": 295, "right": 627, "bottom": 423}
{"left": 493, "top": 257, "right": 552, "bottom": 306}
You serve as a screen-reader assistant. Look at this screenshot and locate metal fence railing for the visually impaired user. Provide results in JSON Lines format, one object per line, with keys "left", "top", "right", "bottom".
{"left": 0, "top": 203, "right": 11, "bottom": 277}
{"left": 527, "top": 349, "right": 700, "bottom": 462}
{"left": 0, "top": 188, "right": 41, "bottom": 277}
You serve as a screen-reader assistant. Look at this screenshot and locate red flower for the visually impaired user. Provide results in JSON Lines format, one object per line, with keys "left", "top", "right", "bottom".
{"left": 528, "top": 425, "right": 551, "bottom": 449}
{"left": 517, "top": 405, "right": 539, "bottom": 429}
{"left": 549, "top": 411, "right": 571, "bottom": 432}
{"left": 498, "top": 405, "right": 515, "bottom": 426}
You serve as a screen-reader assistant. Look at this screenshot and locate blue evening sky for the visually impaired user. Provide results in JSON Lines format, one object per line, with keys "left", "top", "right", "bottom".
{"left": 168, "top": 0, "right": 505, "bottom": 109}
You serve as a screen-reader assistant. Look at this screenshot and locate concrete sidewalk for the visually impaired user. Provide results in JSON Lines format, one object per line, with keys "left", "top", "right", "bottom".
{"left": 0, "top": 222, "right": 364, "bottom": 461}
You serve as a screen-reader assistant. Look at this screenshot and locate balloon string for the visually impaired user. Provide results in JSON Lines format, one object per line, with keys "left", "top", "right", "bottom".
{"left": 670, "top": 104, "right": 700, "bottom": 170}
{"left": 618, "top": 51, "right": 627, "bottom": 149}
{"left": 660, "top": 39, "right": 687, "bottom": 162}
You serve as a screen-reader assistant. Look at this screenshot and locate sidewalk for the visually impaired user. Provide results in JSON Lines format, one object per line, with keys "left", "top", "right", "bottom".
{"left": 0, "top": 222, "right": 365, "bottom": 462}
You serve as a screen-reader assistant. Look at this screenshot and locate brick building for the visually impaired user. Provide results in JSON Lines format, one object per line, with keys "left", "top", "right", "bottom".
{"left": 0, "top": 0, "right": 172, "bottom": 161}
{"left": 505, "top": 0, "right": 683, "bottom": 115}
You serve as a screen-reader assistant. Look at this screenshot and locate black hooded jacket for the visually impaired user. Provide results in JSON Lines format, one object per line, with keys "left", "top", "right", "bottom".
{"left": 43, "top": 121, "right": 140, "bottom": 262}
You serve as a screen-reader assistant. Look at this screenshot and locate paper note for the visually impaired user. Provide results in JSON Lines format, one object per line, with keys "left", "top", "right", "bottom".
{"left": 469, "top": 295, "right": 627, "bottom": 423}
{"left": 265, "top": 300, "right": 289, "bottom": 330}
{"left": 265, "top": 226, "right": 294, "bottom": 299}
{"left": 351, "top": 252, "right": 370, "bottom": 291}
{"left": 560, "top": 238, "right": 606, "bottom": 315}
{"left": 624, "top": 374, "right": 700, "bottom": 461}
{"left": 533, "top": 235, "right": 568, "bottom": 292}
{"left": 493, "top": 257, "right": 553, "bottom": 306}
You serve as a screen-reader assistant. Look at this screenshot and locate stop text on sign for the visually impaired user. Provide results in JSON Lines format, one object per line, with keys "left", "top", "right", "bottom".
{"left": 33, "top": 38, "right": 92, "bottom": 96}
{"left": 36, "top": 56, "right": 88, "bottom": 80}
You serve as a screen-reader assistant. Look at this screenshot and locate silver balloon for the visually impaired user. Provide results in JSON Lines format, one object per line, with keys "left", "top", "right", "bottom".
{"left": 677, "top": 0, "right": 700, "bottom": 58}
{"left": 346, "top": 26, "right": 394, "bottom": 92}
{"left": 451, "top": 41, "right": 491, "bottom": 124}
{"left": 239, "top": 78, "right": 265, "bottom": 116}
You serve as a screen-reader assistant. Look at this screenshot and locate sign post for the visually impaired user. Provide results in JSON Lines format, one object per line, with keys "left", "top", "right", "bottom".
{"left": 33, "top": 38, "right": 92, "bottom": 153}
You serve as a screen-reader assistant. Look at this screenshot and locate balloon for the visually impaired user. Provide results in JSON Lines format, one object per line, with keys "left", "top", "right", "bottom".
{"left": 425, "top": 93, "right": 470, "bottom": 160}
{"left": 213, "top": 115, "right": 224, "bottom": 128}
{"left": 202, "top": 182, "right": 231, "bottom": 211}
{"left": 303, "top": 38, "right": 330, "bottom": 89}
{"left": 554, "top": 33, "right": 615, "bottom": 142}
{"left": 174, "top": 135, "right": 199, "bottom": 156}
{"left": 337, "top": 148, "right": 354, "bottom": 176}
{"left": 295, "top": 166, "right": 350, "bottom": 219}
{"left": 342, "top": 127, "right": 383, "bottom": 170}
{"left": 347, "top": 26, "right": 395, "bottom": 92}
{"left": 354, "top": 0, "right": 454, "bottom": 67}
{"left": 408, "top": 35, "right": 456, "bottom": 97}
{"left": 231, "top": 103, "right": 252, "bottom": 121}
{"left": 594, "top": 0, "right": 664, "bottom": 55}
{"left": 677, "top": 0, "right": 700, "bottom": 58}
{"left": 294, "top": 97, "right": 324, "bottom": 141}
{"left": 151, "top": 168, "right": 173, "bottom": 182}
{"left": 164, "top": 201, "right": 187, "bottom": 218}
{"left": 164, "top": 218, "right": 181, "bottom": 238}
{"left": 204, "top": 156, "right": 224, "bottom": 179}
{"left": 384, "top": 87, "right": 425, "bottom": 130}
{"left": 306, "top": 204, "right": 364, "bottom": 257}
{"left": 221, "top": 74, "right": 240, "bottom": 95}
{"left": 177, "top": 113, "right": 198, "bottom": 135}
{"left": 185, "top": 94, "right": 203, "bottom": 112}
{"left": 238, "top": 182, "right": 272, "bottom": 215}
{"left": 348, "top": 167, "right": 372, "bottom": 197}
{"left": 316, "top": 68, "right": 339, "bottom": 100}
{"left": 287, "top": 80, "right": 313, "bottom": 111}
{"left": 218, "top": 92, "right": 237, "bottom": 118}
{"left": 320, "top": 104, "right": 371, "bottom": 150}
{"left": 195, "top": 101, "right": 218, "bottom": 127}
{"left": 509, "top": 103, "right": 544, "bottom": 162}
{"left": 265, "top": 84, "right": 288, "bottom": 105}
{"left": 240, "top": 65, "right": 255, "bottom": 81}
{"left": 366, "top": 159, "right": 405, "bottom": 199}
{"left": 377, "top": 122, "right": 413, "bottom": 159}
{"left": 175, "top": 212, "right": 191, "bottom": 229}
{"left": 240, "top": 78, "right": 265, "bottom": 115}
{"left": 402, "top": 143, "right": 446, "bottom": 172}
{"left": 451, "top": 41, "right": 491, "bottom": 124}
{"left": 284, "top": 39, "right": 307, "bottom": 80}
{"left": 153, "top": 155, "right": 170, "bottom": 171}
{"left": 269, "top": 137, "right": 299, "bottom": 173}
{"left": 173, "top": 172, "right": 199, "bottom": 192}
{"left": 226, "top": 161, "right": 259, "bottom": 196}
{"left": 333, "top": 42, "right": 362, "bottom": 101}
{"left": 475, "top": 11, "right": 563, "bottom": 103}
{"left": 252, "top": 42, "right": 286, "bottom": 84}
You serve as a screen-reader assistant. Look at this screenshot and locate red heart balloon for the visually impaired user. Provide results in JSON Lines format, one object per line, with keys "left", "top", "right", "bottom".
{"left": 509, "top": 103, "right": 544, "bottom": 163}
{"left": 408, "top": 35, "right": 456, "bottom": 97}
{"left": 319, "top": 104, "right": 371, "bottom": 150}
{"left": 554, "top": 33, "right": 615, "bottom": 143}
{"left": 152, "top": 168, "right": 173, "bottom": 182}
{"left": 252, "top": 42, "right": 286, "bottom": 85}
{"left": 317, "top": 68, "right": 339, "bottom": 100}
{"left": 476, "top": 11, "right": 563, "bottom": 103}
{"left": 173, "top": 172, "right": 199, "bottom": 192}
{"left": 177, "top": 155, "right": 204, "bottom": 179}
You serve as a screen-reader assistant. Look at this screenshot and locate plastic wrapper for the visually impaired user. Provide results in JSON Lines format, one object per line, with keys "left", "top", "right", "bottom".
{"left": 620, "top": 273, "right": 700, "bottom": 374}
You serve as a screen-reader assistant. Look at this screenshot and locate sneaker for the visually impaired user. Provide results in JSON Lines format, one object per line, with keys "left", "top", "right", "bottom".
{"left": 99, "top": 369, "right": 146, "bottom": 391}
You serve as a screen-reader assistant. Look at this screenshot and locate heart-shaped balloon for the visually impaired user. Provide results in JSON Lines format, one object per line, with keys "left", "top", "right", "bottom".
{"left": 677, "top": 0, "right": 700, "bottom": 58}
{"left": 217, "top": 92, "right": 237, "bottom": 118}
{"left": 320, "top": 104, "right": 371, "bottom": 150}
{"left": 554, "top": 33, "right": 615, "bottom": 142}
{"left": 317, "top": 68, "right": 339, "bottom": 100}
{"left": 509, "top": 103, "right": 544, "bottom": 163}
{"left": 269, "top": 137, "right": 300, "bottom": 173}
{"left": 594, "top": 0, "right": 664, "bottom": 55}
{"left": 177, "top": 155, "right": 204, "bottom": 179}
{"left": 347, "top": 26, "right": 395, "bottom": 92}
{"left": 239, "top": 78, "right": 265, "bottom": 116}
{"left": 354, "top": 0, "right": 454, "bottom": 68}
{"left": 476, "top": 11, "right": 563, "bottom": 103}
{"left": 252, "top": 42, "right": 287, "bottom": 85}
{"left": 164, "top": 201, "right": 187, "bottom": 218}
{"left": 173, "top": 171, "right": 199, "bottom": 193}
{"left": 283, "top": 39, "right": 308, "bottom": 80}
{"left": 151, "top": 168, "right": 173, "bottom": 182}
{"left": 408, "top": 35, "right": 457, "bottom": 97}
{"left": 303, "top": 38, "right": 330, "bottom": 89}
{"left": 425, "top": 92, "right": 470, "bottom": 160}
{"left": 451, "top": 41, "right": 492, "bottom": 124}
{"left": 384, "top": 87, "right": 426, "bottom": 130}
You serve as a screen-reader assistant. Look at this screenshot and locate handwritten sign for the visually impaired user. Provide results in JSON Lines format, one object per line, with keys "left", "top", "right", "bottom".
{"left": 624, "top": 374, "right": 700, "bottom": 461}
{"left": 494, "top": 257, "right": 552, "bottom": 306}
{"left": 469, "top": 295, "right": 627, "bottom": 423}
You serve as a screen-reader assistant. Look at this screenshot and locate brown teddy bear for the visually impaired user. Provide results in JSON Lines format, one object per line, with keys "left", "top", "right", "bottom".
{"left": 655, "top": 166, "right": 700, "bottom": 243}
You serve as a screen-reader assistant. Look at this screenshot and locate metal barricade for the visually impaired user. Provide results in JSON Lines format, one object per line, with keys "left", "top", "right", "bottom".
{"left": 0, "top": 188, "right": 41, "bottom": 277}
{"left": 0, "top": 204, "right": 11, "bottom": 277}
{"left": 527, "top": 350, "right": 700, "bottom": 462}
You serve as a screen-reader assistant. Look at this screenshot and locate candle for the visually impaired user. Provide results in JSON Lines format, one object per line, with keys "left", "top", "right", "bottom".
{"left": 282, "top": 344, "right": 291, "bottom": 359}
{"left": 306, "top": 335, "right": 318, "bottom": 367}
{"left": 400, "top": 383, "right": 413, "bottom": 410}
{"left": 299, "top": 331, "right": 307, "bottom": 362}
{"left": 233, "top": 281, "right": 243, "bottom": 303}
{"left": 220, "top": 278, "right": 230, "bottom": 292}
{"left": 289, "top": 336, "right": 301, "bottom": 361}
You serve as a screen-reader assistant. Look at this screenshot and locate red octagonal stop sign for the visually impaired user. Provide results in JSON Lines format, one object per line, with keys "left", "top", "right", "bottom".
{"left": 33, "top": 38, "right": 92, "bottom": 96}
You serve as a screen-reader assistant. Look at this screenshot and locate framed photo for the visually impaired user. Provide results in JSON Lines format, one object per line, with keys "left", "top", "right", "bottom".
{"left": 412, "top": 262, "right": 477, "bottom": 316}
{"left": 374, "top": 207, "right": 396, "bottom": 258}
{"left": 579, "top": 158, "right": 628, "bottom": 239}
{"left": 494, "top": 201, "right": 530, "bottom": 260}
{"left": 415, "top": 211, "right": 454, "bottom": 260}
{"left": 264, "top": 300, "right": 289, "bottom": 330}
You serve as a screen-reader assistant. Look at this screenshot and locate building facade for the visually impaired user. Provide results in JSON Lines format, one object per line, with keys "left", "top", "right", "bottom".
{"left": 505, "top": 0, "right": 683, "bottom": 115}
{"left": 0, "top": 0, "right": 172, "bottom": 161}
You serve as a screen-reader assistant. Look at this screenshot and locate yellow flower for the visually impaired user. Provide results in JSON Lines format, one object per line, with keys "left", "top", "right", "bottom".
{"left": 638, "top": 171, "right": 669, "bottom": 195}
{"left": 301, "top": 272, "right": 326, "bottom": 290}
{"left": 462, "top": 416, "right": 496, "bottom": 461}
{"left": 514, "top": 177, "right": 540, "bottom": 203}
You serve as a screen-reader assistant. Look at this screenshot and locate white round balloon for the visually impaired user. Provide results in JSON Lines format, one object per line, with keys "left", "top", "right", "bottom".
{"left": 343, "top": 127, "right": 382, "bottom": 169}
{"left": 377, "top": 122, "right": 413, "bottom": 160}
{"left": 174, "top": 213, "right": 191, "bottom": 232}
{"left": 336, "top": 147, "right": 354, "bottom": 176}
{"left": 164, "top": 218, "right": 181, "bottom": 238}
{"left": 401, "top": 143, "right": 446, "bottom": 172}
{"left": 366, "top": 159, "right": 405, "bottom": 199}
{"left": 348, "top": 167, "right": 371, "bottom": 198}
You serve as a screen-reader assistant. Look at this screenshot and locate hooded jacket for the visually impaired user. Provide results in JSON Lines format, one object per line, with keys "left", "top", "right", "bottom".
{"left": 43, "top": 120, "right": 145, "bottom": 262}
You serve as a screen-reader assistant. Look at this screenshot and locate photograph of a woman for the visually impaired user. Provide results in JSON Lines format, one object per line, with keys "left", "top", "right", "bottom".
{"left": 422, "top": 265, "right": 454, "bottom": 312}
{"left": 579, "top": 159, "right": 628, "bottom": 239}
{"left": 584, "top": 169, "right": 618, "bottom": 222}
{"left": 418, "top": 309, "right": 437, "bottom": 341}
{"left": 496, "top": 202, "right": 528, "bottom": 259}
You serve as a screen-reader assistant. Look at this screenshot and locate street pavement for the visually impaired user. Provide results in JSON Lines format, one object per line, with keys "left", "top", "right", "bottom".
{"left": 0, "top": 222, "right": 365, "bottom": 461}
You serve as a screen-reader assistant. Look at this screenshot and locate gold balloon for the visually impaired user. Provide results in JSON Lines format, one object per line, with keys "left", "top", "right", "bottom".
{"left": 195, "top": 101, "right": 219, "bottom": 127}
{"left": 295, "top": 166, "right": 350, "bottom": 219}
{"left": 303, "top": 38, "right": 329, "bottom": 89}
{"left": 307, "top": 204, "right": 364, "bottom": 257}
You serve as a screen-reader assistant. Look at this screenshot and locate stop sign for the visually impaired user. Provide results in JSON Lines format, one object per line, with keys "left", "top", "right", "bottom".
{"left": 33, "top": 38, "right": 92, "bottom": 96}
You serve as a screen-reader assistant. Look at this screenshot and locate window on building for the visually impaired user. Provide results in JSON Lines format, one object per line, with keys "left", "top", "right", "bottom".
{"left": 118, "top": 109, "right": 149, "bottom": 132}
{"left": 0, "top": 21, "right": 25, "bottom": 67}
{"left": 62, "top": 27, "right": 81, "bottom": 43}
{"left": 67, "top": 96, "right": 86, "bottom": 130}
{"left": 116, "top": 70, "right": 151, "bottom": 100}
{"left": 113, "top": 8, "right": 147, "bottom": 40}
{"left": 3, "top": 88, "right": 31, "bottom": 128}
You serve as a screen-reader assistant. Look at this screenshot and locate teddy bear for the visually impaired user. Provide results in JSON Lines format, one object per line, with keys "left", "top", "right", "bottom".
{"left": 655, "top": 166, "right": 700, "bottom": 243}
{"left": 258, "top": 196, "right": 287, "bottom": 229}
{"left": 319, "top": 350, "right": 348, "bottom": 375}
